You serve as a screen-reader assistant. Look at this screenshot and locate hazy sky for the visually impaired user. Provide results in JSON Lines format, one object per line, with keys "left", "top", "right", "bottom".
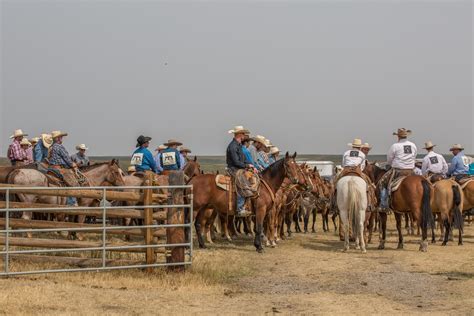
{"left": 1, "top": 0, "right": 472, "bottom": 156}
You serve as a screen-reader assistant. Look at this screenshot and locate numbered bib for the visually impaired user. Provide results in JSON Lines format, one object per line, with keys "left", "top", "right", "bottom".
{"left": 403, "top": 145, "right": 412, "bottom": 154}
{"left": 162, "top": 152, "right": 177, "bottom": 166}
{"left": 350, "top": 151, "right": 359, "bottom": 157}
{"left": 429, "top": 156, "right": 439, "bottom": 164}
{"left": 130, "top": 153, "right": 144, "bottom": 166}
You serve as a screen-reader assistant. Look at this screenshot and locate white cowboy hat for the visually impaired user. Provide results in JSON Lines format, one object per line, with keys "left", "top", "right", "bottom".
{"left": 51, "top": 130, "right": 68, "bottom": 139}
{"left": 347, "top": 138, "right": 363, "bottom": 148}
{"left": 228, "top": 125, "right": 250, "bottom": 135}
{"left": 155, "top": 144, "right": 168, "bottom": 151}
{"left": 41, "top": 134, "right": 53, "bottom": 148}
{"left": 264, "top": 139, "right": 273, "bottom": 148}
{"left": 270, "top": 146, "right": 280, "bottom": 155}
{"left": 30, "top": 137, "right": 40, "bottom": 144}
{"left": 393, "top": 128, "right": 412, "bottom": 137}
{"left": 75, "top": 144, "right": 89, "bottom": 151}
{"left": 449, "top": 144, "right": 464, "bottom": 151}
{"left": 423, "top": 141, "right": 436, "bottom": 150}
{"left": 20, "top": 138, "right": 31, "bottom": 146}
{"left": 251, "top": 135, "right": 267, "bottom": 145}
{"left": 164, "top": 139, "right": 183, "bottom": 147}
{"left": 10, "top": 129, "right": 28, "bottom": 139}
{"left": 361, "top": 142, "right": 372, "bottom": 149}
{"left": 179, "top": 146, "right": 192, "bottom": 153}
{"left": 127, "top": 165, "right": 136, "bottom": 172}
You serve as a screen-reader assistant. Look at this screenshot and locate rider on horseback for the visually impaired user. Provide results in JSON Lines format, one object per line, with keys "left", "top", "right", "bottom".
{"left": 447, "top": 144, "right": 469, "bottom": 182}
{"left": 160, "top": 139, "right": 183, "bottom": 171}
{"left": 379, "top": 128, "right": 417, "bottom": 210}
{"left": 132, "top": 135, "right": 158, "bottom": 174}
{"left": 421, "top": 141, "right": 448, "bottom": 178}
{"left": 226, "top": 126, "right": 255, "bottom": 217}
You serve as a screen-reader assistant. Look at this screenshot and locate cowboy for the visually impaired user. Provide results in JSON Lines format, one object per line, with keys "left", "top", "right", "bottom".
{"left": 71, "top": 144, "right": 90, "bottom": 167}
{"left": 247, "top": 137, "right": 260, "bottom": 167}
{"left": 342, "top": 139, "right": 366, "bottom": 170}
{"left": 7, "top": 129, "right": 28, "bottom": 166}
{"left": 153, "top": 144, "right": 167, "bottom": 174}
{"left": 360, "top": 143, "right": 372, "bottom": 170}
{"left": 34, "top": 134, "right": 53, "bottom": 163}
{"left": 421, "top": 141, "right": 448, "bottom": 177}
{"left": 252, "top": 135, "right": 269, "bottom": 171}
{"left": 30, "top": 137, "right": 39, "bottom": 148}
{"left": 414, "top": 160, "right": 423, "bottom": 176}
{"left": 226, "top": 126, "right": 255, "bottom": 217}
{"left": 269, "top": 146, "right": 280, "bottom": 164}
{"left": 160, "top": 139, "right": 182, "bottom": 171}
{"left": 131, "top": 135, "right": 158, "bottom": 173}
{"left": 179, "top": 146, "right": 192, "bottom": 170}
{"left": 20, "top": 138, "right": 34, "bottom": 165}
{"left": 241, "top": 136, "right": 256, "bottom": 166}
{"left": 447, "top": 144, "right": 469, "bottom": 181}
{"left": 379, "top": 128, "right": 417, "bottom": 210}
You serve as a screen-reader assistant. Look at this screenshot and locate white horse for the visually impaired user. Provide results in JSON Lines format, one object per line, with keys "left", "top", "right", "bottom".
{"left": 336, "top": 176, "right": 368, "bottom": 253}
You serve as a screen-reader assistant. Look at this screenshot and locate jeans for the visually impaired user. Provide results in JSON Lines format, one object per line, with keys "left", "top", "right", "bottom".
{"left": 67, "top": 197, "right": 77, "bottom": 206}
{"left": 380, "top": 188, "right": 389, "bottom": 209}
{"left": 237, "top": 194, "right": 245, "bottom": 211}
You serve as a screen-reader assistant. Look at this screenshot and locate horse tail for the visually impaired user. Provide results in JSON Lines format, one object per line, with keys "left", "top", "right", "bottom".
{"left": 451, "top": 185, "right": 463, "bottom": 233}
{"left": 421, "top": 180, "right": 434, "bottom": 230}
{"left": 347, "top": 178, "right": 362, "bottom": 237}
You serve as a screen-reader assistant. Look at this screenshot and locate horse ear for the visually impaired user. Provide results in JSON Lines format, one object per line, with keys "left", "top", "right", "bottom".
{"left": 285, "top": 152, "right": 289, "bottom": 159}
{"left": 313, "top": 166, "right": 317, "bottom": 172}
{"left": 194, "top": 156, "right": 197, "bottom": 162}
{"left": 292, "top": 152, "right": 297, "bottom": 159}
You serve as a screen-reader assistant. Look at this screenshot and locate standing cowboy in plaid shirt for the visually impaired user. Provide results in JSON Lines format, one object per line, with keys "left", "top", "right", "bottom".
{"left": 8, "top": 129, "right": 28, "bottom": 166}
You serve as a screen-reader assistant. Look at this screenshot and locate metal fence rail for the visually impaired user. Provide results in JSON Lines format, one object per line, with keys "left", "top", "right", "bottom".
{"left": 0, "top": 184, "right": 193, "bottom": 276}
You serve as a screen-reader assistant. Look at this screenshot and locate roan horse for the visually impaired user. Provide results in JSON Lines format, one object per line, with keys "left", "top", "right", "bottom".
{"left": 365, "top": 164, "right": 434, "bottom": 252}
{"left": 190, "top": 152, "right": 305, "bottom": 252}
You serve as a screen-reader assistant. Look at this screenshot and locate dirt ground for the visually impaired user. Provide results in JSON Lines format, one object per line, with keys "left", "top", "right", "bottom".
{"left": 0, "top": 218, "right": 473, "bottom": 315}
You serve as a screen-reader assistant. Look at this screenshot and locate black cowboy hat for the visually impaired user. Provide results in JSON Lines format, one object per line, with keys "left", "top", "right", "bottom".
{"left": 136, "top": 135, "right": 152, "bottom": 147}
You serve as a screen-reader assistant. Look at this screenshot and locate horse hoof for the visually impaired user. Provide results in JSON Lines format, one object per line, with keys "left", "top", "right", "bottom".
{"left": 256, "top": 248, "right": 264, "bottom": 253}
{"left": 458, "top": 242, "right": 463, "bottom": 246}
{"left": 378, "top": 245, "right": 385, "bottom": 250}
{"left": 361, "top": 249, "right": 367, "bottom": 254}
{"left": 431, "top": 240, "right": 436, "bottom": 244}
{"left": 355, "top": 246, "right": 361, "bottom": 250}
{"left": 397, "top": 244, "right": 404, "bottom": 250}
{"left": 441, "top": 242, "right": 447, "bottom": 246}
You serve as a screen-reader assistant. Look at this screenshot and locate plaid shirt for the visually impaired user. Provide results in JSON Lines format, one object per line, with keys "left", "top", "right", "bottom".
{"left": 49, "top": 143, "right": 74, "bottom": 168}
{"left": 8, "top": 140, "right": 26, "bottom": 161}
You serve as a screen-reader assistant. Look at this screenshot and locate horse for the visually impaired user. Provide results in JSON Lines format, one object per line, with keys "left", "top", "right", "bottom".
{"left": 431, "top": 179, "right": 464, "bottom": 246}
{"left": 189, "top": 152, "right": 305, "bottom": 252}
{"left": 336, "top": 175, "right": 368, "bottom": 253}
{"left": 183, "top": 156, "right": 201, "bottom": 183}
{"left": 365, "top": 164, "right": 434, "bottom": 252}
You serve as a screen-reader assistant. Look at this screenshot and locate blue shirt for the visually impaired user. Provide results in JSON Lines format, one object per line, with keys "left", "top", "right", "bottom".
{"left": 242, "top": 146, "right": 255, "bottom": 166}
{"left": 153, "top": 153, "right": 163, "bottom": 173}
{"left": 132, "top": 147, "right": 158, "bottom": 173}
{"left": 160, "top": 148, "right": 181, "bottom": 171}
{"left": 257, "top": 151, "right": 269, "bottom": 171}
{"left": 34, "top": 139, "right": 49, "bottom": 162}
{"left": 179, "top": 154, "right": 186, "bottom": 170}
{"left": 268, "top": 156, "right": 276, "bottom": 165}
{"left": 447, "top": 151, "right": 469, "bottom": 176}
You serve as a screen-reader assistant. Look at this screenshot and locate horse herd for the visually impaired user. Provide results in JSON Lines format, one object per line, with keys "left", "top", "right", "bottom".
{"left": 0, "top": 153, "right": 473, "bottom": 255}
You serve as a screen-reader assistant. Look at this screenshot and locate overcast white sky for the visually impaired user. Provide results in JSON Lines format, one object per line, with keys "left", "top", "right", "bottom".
{"left": 1, "top": 0, "right": 472, "bottom": 156}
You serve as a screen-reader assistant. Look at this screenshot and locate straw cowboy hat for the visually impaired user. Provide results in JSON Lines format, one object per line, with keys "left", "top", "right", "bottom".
{"left": 228, "top": 125, "right": 250, "bottom": 135}
{"left": 76, "top": 144, "right": 89, "bottom": 151}
{"left": 41, "top": 134, "right": 53, "bottom": 148}
{"left": 136, "top": 135, "right": 152, "bottom": 147}
{"left": 164, "top": 139, "right": 183, "bottom": 147}
{"left": 155, "top": 144, "right": 167, "bottom": 151}
{"left": 449, "top": 144, "right": 464, "bottom": 151}
{"left": 20, "top": 138, "right": 31, "bottom": 146}
{"left": 270, "top": 146, "right": 280, "bottom": 155}
{"left": 179, "top": 146, "right": 192, "bottom": 153}
{"left": 264, "top": 139, "right": 273, "bottom": 148}
{"left": 51, "top": 130, "right": 68, "bottom": 139}
{"left": 361, "top": 142, "right": 372, "bottom": 149}
{"left": 251, "top": 135, "right": 267, "bottom": 146}
{"left": 30, "top": 137, "right": 40, "bottom": 145}
{"left": 423, "top": 141, "right": 436, "bottom": 150}
{"left": 347, "top": 138, "right": 363, "bottom": 148}
{"left": 393, "top": 128, "right": 412, "bottom": 137}
{"left": 127, "top": 165, "right": 136, "bottom": 172}
{"left": 10, "top": 129, "right": 28, "bottom": 139}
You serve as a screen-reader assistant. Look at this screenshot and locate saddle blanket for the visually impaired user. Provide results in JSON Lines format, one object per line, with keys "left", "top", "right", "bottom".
{"left": 215, "top": 175, "right": 231, "bottom": 191}
{"left": 390, "top": 176, "right": 407, "bottom": 193}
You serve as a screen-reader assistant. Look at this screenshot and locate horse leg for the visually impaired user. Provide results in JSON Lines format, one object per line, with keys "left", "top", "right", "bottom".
{"left": 332, "top": 213, "right": 338, "bottom": 232}
{"left": 293, "top": 210, "right": 301, "bottom": 233}
{"left": 341, "top": 210, "right": 350, "bottom": 252}
{"left": 285, "top": 213, "right": 292, "bottom": 237}
{"left": 378, "top": 212, "right": 387, "bottom": 250}
{"left": 303, "top": 205, "right": 310, "bottom": 234}
{"left": 367, "top": 211, "right": 375, "bottom": 244}
{"left": 254, "top": 206, "right": 265, "bottom": 253}
{"left": 194, "top": 208, "right": 206, "bottom": 248}
{"left": 395, "top": 213, "right": 404, "bottom": 249}
{"left": 359, "top": 210, "right": 367, "bottom": 253}
{"left": 312, "top": 208, "right": 317, "bottom": 233}
{"left": 442, "top": 218, "right": 450, "bottom": 246}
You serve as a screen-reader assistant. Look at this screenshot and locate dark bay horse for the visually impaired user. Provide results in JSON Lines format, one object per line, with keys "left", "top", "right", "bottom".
{"left": 365, "top": 164, "right": 434, "bottom": 252}
{"left": 189, "top": 152, "right": 305, "bottom": 252}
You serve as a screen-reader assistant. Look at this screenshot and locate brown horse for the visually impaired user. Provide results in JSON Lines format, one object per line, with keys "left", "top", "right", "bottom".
{"left": 183, "top": 156, "right": 201, "bottom": 183}
{"left": 190, "top": 152, "right": 305, "bottom": 252}
{"left": 365, "top": 164, "right": 434, "bottom": 251}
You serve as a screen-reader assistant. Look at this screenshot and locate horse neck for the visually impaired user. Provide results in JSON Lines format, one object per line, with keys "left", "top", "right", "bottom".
{"left": 82, "top": 165, "right": 110, "bottom": 186}
{"left": 261, "top": 161, "right": 286, "bottom": 193}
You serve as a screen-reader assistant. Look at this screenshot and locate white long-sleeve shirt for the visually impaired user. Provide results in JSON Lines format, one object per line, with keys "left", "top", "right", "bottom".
{"left": 387, "top": 139, "right": 417, "bottom": 170}
{"left": 422, "top": 151, "right": 448, "bottom": 175}
{"left": 342, "top": 149, "right": 366, "bottom": 170}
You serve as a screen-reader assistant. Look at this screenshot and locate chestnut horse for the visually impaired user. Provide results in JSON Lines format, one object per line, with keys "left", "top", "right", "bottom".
{"left": 190, "top": 152, "right": 305, "bottom": 252}
{"left": 365, "top": 164, "right": 434, "bottom": 252}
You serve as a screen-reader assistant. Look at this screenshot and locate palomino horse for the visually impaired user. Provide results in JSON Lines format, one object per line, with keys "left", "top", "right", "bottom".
{"left": 365, "top": 164, "right": 434, "bottom": 252}
{"left": 7, "top": 160, "right": 125, "bottom": 238}
{"left": 336, "top": 176, "right": 368, "bottom": 253}
{"left": 190, "top": 152, "right": 305, "bottom": 252}
{"left": 431, "top": 179, "right": 463, "bottom": 246}
{"left": 461, "top": 179, "right": 474, "bottom": 216}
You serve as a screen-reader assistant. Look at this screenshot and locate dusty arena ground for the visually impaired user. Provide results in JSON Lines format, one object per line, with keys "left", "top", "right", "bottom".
{"left": 0, "top": 218, "right": 473, "bottom": 315}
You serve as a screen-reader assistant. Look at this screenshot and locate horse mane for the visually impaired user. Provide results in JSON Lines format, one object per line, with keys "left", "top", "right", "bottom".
{"left": 79, "top": 162, "right": 111, "bottom": 172}
{"left": 261, "top": 158, "right": 285, "bottom": 178}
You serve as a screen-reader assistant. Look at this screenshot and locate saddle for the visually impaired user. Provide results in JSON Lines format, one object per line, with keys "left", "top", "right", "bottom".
{"left": 455, "top": 175, "right": 474, "bottom": 189}
{"left": 47, "top": 166, "right": 87, "bottom": 187}
{"left": 215, "top": 174, "right": 232, "bottom": 191}
{"left": 216, "top": 170, "right": 260, "bottom": 198}
{"left": 338, "top": 166, "right": 364, "bottom": 179}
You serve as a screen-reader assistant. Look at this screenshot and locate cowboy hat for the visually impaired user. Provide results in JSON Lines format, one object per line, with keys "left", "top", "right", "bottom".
{"left": 136, "top": 135, "right": 152, "bottom": 147}
{"left": 155, "top": 144, "right": 167, "bottom": 151}
{"left": 251, "top": 135, "right": 267, "bottom": 145}
{"left": 127, "top": 165, "right": 136, "bottom": 172}
{"left": 361, "top": 142, "right": 372, "bottom": 149}
{"left": 423, "top": 141, "right": 436, "bottom": 150}
{"left": 10, "top": 129, "right": 28, "bottom": 139}
{"left": 449, "top": 144, "right": 464, "bottom": 151}
{"left": 30, "top": 137, "right": 40, "bottom": 145}
{"left": 164, "top": 139, "right": 183, "bottom": 147}
{"left": 270, "top": 146, "right": 280, "bottom": 155}
{"left": 41, "top": 134, "right": 53, "bottom": 148}
{"left": 76, "top": 144, "right": 89, "bottom": 151}
{"left": 228, "top": 125, "right": 250, "bottom": 135}
{"left": 20, "top": 138, "right": 31, "bottom": 146}
{"left": 179, "top": 146, "right": 192, "bottom": 153}
{"left": 347, "top": 138, "right": 363, "bottom": 148}
{"left": 393, "top": 128, "right": 412, "bottom": 137}
{"left": 51, "top": 130, "right": 68, "bottom": 139}
{"left": 264, "top": 139, "right": 273, "bottom": 148}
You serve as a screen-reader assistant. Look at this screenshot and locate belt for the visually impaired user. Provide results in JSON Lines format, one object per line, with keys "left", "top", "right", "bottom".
{"left": 49, "top": 165, "right": 63, "bottom": 169}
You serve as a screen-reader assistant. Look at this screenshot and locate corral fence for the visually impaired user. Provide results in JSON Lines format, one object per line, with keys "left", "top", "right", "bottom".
{"left": 0, "top": 172, "right": 193, "bottom": 276}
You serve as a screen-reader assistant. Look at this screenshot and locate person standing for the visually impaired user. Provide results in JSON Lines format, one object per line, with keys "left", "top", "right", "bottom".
{"left": 7, "top": 129, "right": 28, "bottom": 166}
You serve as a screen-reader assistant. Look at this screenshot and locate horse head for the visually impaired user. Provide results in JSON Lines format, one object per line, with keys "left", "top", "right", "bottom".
{"left": 284, "top": 152, "right": 302, "bottom": 186}
{"left": 183, "top": 157, "right": 202, "bottom": 181}
{"left": 106, "top": 159, "right": 126, "bottom": 186}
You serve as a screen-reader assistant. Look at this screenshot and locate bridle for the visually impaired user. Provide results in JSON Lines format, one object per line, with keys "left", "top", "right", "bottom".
{"left": 284, "top": 159, "right": 299, "bottom": 185}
